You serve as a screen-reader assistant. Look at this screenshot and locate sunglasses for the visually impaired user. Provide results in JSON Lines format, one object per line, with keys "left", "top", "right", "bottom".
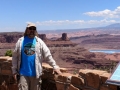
{"left": 28, "top": 27, "right": 36, "bottom": 30}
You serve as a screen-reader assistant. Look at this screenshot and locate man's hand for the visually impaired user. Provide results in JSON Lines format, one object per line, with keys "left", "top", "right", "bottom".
{"left": 54, "top": 69, "right": 62, "bottom": 75}
{"left": 13, "top": 73, "right": 18, "bottom": 83}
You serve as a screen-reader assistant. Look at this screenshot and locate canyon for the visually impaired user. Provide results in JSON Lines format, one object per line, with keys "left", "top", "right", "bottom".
{"left": 1, "top": 26, "right": 120, "bottom": 89}
{"left": 0, "top": 31, "right": 120, "bottom": 73}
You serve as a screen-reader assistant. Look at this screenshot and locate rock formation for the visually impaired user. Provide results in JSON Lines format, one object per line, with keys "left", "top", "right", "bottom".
{"left": 39, "top": 34, "right": 48, "bottom": 41}
{"left": 57, "top": 33, "right": 70, "bottom": 41}
{"left": 62, "top": 33, "right": 69, "bottom": 41}
{"left": 0, "top": 33, "right": 22, "bottom": 43}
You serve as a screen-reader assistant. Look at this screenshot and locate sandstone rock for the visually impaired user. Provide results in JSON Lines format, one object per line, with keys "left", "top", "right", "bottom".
{"left": 42, "top": 63, "right": 54, "bottom": 73}
{"left": 55, "top": 73, "right": 81, "bottom": 90}
{"left": 0, "top": 57, "right": 12, "bottom": 75}
{"left": 109, "top": 84, "right": 117, "bottom": 90}
{"left": 55, "top": 81, "right": 66, "bottom": 90}
{"left": 99, "top": 85, "right": 109, "bottom": 90}
{"left": 8, "top": 84, "right": 18, "bottom": 90}
{"left": 0, "top": 56, "right": 12, "bottom": 62}
{"left": 68, "top": 84, "right": 79, "bottom": 90}
{"left": 100, "top": 72, "right": 110, "bottom": 84}
{"left": 1, "top": 70, "right": 12, "bottom": 75}
{"left": 79, "top": 69, "right": 107, "bottom": 89}
{"left": 55, "top": 73, "right": 73, "bottom": 82}
{"left": 71, "top": 75, "right": 84, "bottom": 89}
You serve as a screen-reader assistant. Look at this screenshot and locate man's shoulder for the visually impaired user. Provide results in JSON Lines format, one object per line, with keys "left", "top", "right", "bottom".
{"left": 35, "top": 36, "right": 43, "bottom": 42}
{"left": 18, "top": 36, "right": 24, "bottom": 40}
{"left": 17, "top": 36, "right": 24, "bottom": 43}
{"left": 35, "top": 36, "right": 46, "bottom": 45}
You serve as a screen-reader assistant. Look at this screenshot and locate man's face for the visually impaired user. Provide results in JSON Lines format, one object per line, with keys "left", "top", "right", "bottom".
{"left": 27, "top": 26, "right": 36, "bottom": 38}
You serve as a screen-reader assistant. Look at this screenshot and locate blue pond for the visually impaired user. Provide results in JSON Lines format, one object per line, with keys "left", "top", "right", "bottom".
{"left": 89, "top": 49, "right": 120, "bottom": 54}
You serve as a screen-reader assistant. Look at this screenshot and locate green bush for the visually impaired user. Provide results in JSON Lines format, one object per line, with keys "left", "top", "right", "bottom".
{"left": 5, "top": 50, "right": 13, "bottom": 57}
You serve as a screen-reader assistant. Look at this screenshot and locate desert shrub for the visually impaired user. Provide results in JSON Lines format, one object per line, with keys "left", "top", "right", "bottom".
{"left": 5, "top": 50, "right": 13, "bottom": 57}
{"left": 95, "top": 61, "right": 118, "bottom": 73}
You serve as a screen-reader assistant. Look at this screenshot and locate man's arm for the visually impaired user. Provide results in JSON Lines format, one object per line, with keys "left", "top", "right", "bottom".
{"left": 40, "top": 39, "right": 62, "bottom": 75}
{"left": 12, "top": 40, "right": 19, "bottom": 74}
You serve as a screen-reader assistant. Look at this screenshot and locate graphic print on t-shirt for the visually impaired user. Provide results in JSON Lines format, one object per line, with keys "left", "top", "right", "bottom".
{"left": 24, "top": 43, "right": 35, "bottom": 56}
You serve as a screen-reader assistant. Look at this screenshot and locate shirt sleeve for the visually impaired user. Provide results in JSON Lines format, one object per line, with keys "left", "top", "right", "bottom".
{"left": 40, "top": 39, "right": 60, "bottom": 69}
{"left": 12, "top": 39, "right": 20, "bottom": 74}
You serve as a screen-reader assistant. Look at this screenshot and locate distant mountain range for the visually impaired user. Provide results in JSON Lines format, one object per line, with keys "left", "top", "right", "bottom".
{"left": 38, "top": 23, "right": 120, "bottom": 34}
{"left": 0, "top": 23, "right": 120, "bottom": 42}
{"left": 105, "top": 23, "right": 120, "bottom": 28}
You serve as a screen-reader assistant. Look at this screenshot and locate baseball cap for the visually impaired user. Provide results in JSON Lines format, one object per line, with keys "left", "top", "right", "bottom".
{"left": 27, "top": 23, "right": 36, "bottom": 28}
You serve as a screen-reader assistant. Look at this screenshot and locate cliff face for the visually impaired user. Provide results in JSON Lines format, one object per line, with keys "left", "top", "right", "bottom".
{"left": 0, "top": 32, "right": 77, "bottom": 56}
{"left": 0, "top": 32, "right": 70, "bottom": 43}
{"left": 0, "top": 34, "right": 22, "bottom": 43}
{"left": 71, "top": 34, "right": 120, "bottom": 49}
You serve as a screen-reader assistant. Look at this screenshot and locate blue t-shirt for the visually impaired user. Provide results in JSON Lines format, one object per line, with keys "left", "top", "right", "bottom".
{"left": 20, "top": 36, "right": 36, "bottom": 76}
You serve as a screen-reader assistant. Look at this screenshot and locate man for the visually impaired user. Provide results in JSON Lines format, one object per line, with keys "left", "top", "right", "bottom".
{"left": 12, "top": 23, "right": 62, "bottom": 90}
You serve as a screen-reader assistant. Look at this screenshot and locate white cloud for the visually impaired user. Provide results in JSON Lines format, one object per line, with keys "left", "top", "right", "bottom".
{"left": 2, "top": 19, "right": 118, "bottom": 32}
{"left": 84, "top": 6, "right": 120, "bottom": 18}
{"left": 34, "top": 19, "right": 117, "bottom": 27}
{"left": 26, "top": 6, "right": 120, "bottom": 29}
{"left": 87, "top": 19, "right": 116, "bottom": 24}
{"left": 36, "top": 20, "right": 75, "bottom": 26}
{"left": 35, "top": 20, "right": 85, "bottom": 26}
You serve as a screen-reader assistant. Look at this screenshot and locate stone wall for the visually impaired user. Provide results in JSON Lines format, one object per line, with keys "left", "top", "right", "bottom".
{"left": 0, "top": 56, "right": 118, "bottom": 90}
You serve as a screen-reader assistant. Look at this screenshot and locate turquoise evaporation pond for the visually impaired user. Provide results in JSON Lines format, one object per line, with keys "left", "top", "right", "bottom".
{"left": 89, "top": 49, "right": 120, "bottom": 54}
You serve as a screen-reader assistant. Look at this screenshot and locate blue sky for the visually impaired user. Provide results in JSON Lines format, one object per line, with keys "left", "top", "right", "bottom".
{"left": 0, "top": 0, "right": 120, "bottom": 32}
